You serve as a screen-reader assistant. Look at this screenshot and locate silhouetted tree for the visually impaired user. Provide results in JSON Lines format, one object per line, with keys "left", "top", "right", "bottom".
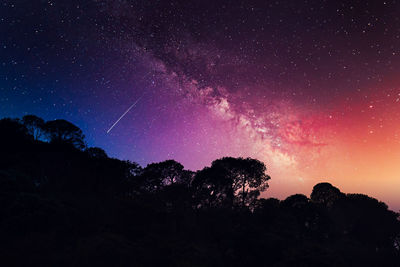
{"left": 192, "top": 164, "right": 234, "bottom": 208}
{"left": 280, "top": 194, "right": 327, "bottom": 237}
{"left": 22, "top": 115, "right": 45, "bottom": 140}
{"left": 213, "top": 157, "right": 270, "bottom": 208}
{"left": 193, "top": 157, "right": 270, "bottom": 209}
{"left": 138, "top": 160, "right": 191, "bottom": 193}
{"left": 282, "top": 194, "right": 309, "bottom": 209}
{"left": 331, "top": 193, "right": 400, "bottom": 248}
{"left": 310, "top": 182, "right": 344, "bottom": 207}
{"left": 44, "top": 119, "right": 86, "bottom": 149}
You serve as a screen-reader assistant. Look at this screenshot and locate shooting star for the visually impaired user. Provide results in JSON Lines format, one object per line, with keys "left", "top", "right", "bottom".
{"left": 107, "top": 94, "right": 144, "bottom": 134}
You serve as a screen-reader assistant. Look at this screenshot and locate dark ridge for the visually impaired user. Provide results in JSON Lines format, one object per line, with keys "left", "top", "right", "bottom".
{"left": 0, "top": 115, "right": 399, "bottom": 267}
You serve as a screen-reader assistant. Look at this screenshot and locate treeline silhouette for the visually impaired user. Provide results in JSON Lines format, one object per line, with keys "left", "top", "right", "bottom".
{"left": 0, "top": 115, "right": 399, "bottom": 266}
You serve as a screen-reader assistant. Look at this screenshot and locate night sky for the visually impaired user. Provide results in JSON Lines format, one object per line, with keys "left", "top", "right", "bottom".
{"left": 1, "top": 0, "right": 400, "bottom": 210}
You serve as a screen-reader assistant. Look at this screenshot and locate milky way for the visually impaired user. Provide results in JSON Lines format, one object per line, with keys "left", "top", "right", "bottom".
{"left": 1, "top": 0, "right": 400, "bottom": 210}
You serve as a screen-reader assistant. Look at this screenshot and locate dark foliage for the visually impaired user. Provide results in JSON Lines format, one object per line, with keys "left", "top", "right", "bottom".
{"left": 44, "top": 119, "right": 86, "bottom": 149}
{"left": 0, "top": 115, "right": 399, "bottom": 266}
{"left": 22, "top": 115, "right": 45, "bottom": 141}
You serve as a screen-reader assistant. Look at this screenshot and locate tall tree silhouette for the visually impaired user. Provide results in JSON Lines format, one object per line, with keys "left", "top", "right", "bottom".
{"left": 22, "top": 115, "right": 45, "bottom": 140}
{"left": 44, "top": 119, "right": 86, "bottom": 149}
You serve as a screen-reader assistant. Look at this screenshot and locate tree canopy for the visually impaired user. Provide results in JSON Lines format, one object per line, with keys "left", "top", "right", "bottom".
{"left": 192, "top": 157, "right": 270, "bottom": 208}
{"left": 44, "top": 119, "right": 86, "bottom": 149}
{"left": 310, "top": 182, "right": 344, "bottom": 206}
{"left": 22, "top": 114, "right": 45, "bottom": 140}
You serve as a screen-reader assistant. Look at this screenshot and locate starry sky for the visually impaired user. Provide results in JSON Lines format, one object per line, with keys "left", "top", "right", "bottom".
{"left": 1, "top": 0, "right": 400, "bottom": 210}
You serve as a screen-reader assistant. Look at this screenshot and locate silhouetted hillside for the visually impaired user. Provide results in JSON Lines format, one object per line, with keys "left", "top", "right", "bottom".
{"left": 0, "top": 115, "right": 399, "bottom": 266}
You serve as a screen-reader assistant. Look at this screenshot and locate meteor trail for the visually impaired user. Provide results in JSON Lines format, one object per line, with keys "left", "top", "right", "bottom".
{"left": 107, "top": 95, "right": 143, "bottom": 134}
